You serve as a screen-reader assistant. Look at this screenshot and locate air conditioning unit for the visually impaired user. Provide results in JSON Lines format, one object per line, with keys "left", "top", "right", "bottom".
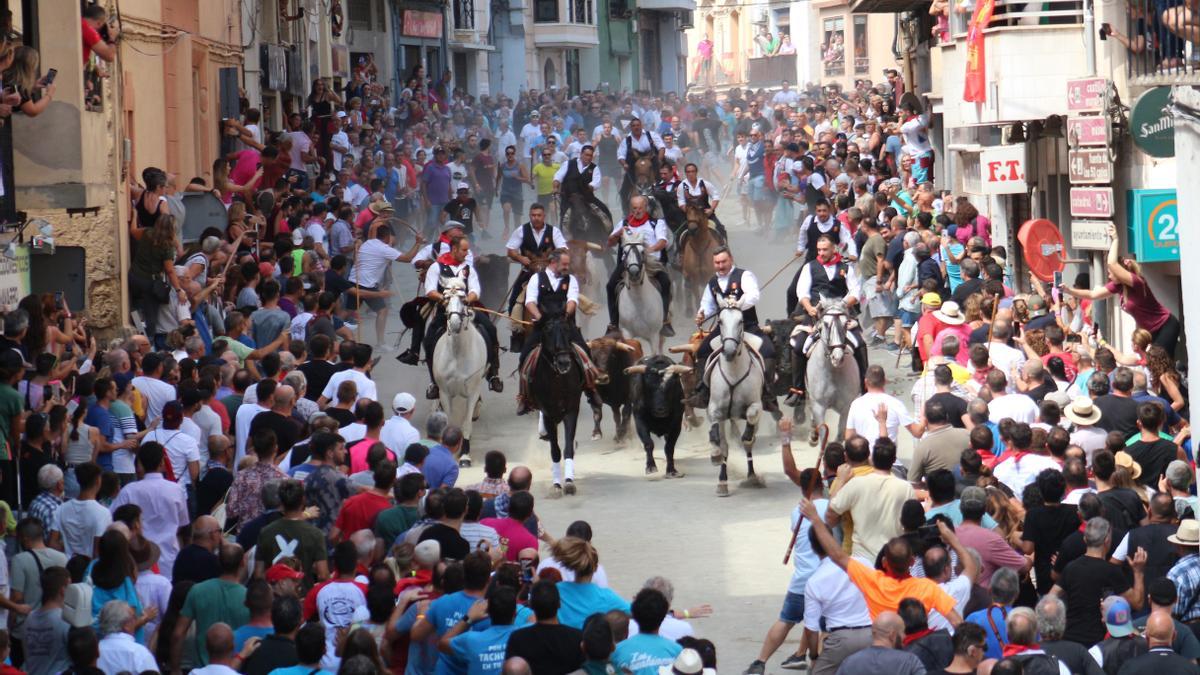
{"left": 680, "top": 9, "right": 694, "bottom": 28}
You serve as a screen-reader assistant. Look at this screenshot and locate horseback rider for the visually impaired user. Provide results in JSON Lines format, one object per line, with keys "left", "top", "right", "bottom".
{"left": 786, "top": 198, "right": 858, "bottom": 316}
{"left": 504, "top": 203, "right": 567, "bottom": 318}
{"left": 552, "top": 144, "right": 613, "bottom": 232}
{"left": 605, "top": 194, "right": 675, "bottom": 338}
{"left": 617, "top": 117, "right": 665, "bottom": 212}
{"left": 516, "top": 248, "right": 593, "bottom": 415}
{"left": 398, "top": 220, "right": 475, "bottom": 365}
{"left": 688, "top": 247, "right": 779, "bottom": 414}
{"left": 676, "top": 162, "right": 729, "bottom": 242}
{"left": 422, "top": 234, "right": 504, "bottom": 399}
{"left": 786, "top": 233, "right": 869, "bottom": 408}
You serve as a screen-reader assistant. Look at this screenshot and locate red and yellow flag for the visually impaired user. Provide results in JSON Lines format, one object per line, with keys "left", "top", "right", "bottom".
{"left": 963, "top": 0, "right": 996, "bottom": 102}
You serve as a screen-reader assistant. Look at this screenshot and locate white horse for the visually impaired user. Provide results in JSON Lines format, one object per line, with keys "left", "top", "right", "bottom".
{"left": 798, "top": 297, "right": 861, "bottom": 442}
{"left": 431, "top": 278, "right": 487, "bottom": 459}
{"left": 705, "top": 299, "right": 766, "bottom": 496}
{"left": 617, "top": 231, "right": 665, "bottom": 354}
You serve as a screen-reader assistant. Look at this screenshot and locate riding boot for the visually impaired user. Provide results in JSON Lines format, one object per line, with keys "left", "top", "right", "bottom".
{"left": 605, "top": 275, "right": 622, "bottom": 332}
{"left": 855, "top": 345, "right": 870, "bottom": 394}
{"left": 656, "top": 272, "right": 675, "bottom": 337}
{"left": 786, "top": 347, "right": 808, "bottom": 408}
{"left": 761, "top": 358, "right": 780, "bottom": 415}
{"left": 487, "top": 343, "right": 504, "bottom": 392}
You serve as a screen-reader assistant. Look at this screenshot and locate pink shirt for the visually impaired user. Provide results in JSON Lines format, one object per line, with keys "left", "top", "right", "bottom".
{"left": 229, "top": 149, "right": 263, "bottom": 194}
{"left": 481, "top": 516, "right": 538, "bottom": 561}
{"left": 932, "top": 324, "right": 972, "bottom": 365}
{"left": 955, "top": 522, "right": 1027, "bottom": 590}
{"left": 1105, "top": 274, "right": 1171, "bottom": 332}
{"left": 348, "top": 438, "right": 396, "bottom": 474}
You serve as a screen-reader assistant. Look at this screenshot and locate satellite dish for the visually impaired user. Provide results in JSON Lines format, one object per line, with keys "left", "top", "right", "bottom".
{"left": 1018, "top": 218, "right": 1067, "bottom": 282}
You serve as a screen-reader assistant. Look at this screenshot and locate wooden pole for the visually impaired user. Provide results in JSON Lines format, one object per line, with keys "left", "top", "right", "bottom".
{"left": 760, "top": 254, "right": 802, "bottom": 290}
{"left": 783, "top": 423, "right": 829, "bottom": 566}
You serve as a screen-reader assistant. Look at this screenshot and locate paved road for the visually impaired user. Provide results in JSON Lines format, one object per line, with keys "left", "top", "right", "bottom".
{"left": 370, "top": 195, "right": 918, "bottom": 672}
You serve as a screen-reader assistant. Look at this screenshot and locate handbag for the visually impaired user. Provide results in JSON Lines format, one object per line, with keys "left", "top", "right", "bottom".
{"left": 149, "top": 275, "right": 171, "bottom": 303}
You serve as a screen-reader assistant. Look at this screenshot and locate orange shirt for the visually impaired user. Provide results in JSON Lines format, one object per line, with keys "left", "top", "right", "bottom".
{"left": 846, "top": 558, "right": 958, "bottom": 619}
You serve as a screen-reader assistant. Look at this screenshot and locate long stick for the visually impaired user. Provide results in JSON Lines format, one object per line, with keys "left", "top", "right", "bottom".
{"left": 783, "top": 423, "right": 829, "bottom": 566}
{"left": 474, "top": 305, "right": 532, "bottom": 326}
{"left": 391, "top": 216, "right": 422, "bottom": 240}
{"left": 354, "top": 239, "right": 363, "bottom": 344}
{"left": 760, "top": 254, "right": 802, "bottom": 290}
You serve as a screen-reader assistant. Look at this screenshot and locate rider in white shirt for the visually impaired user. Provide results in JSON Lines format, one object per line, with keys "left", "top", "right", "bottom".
{"left": 604, "top": 195, "right": 673, "bottom": 338}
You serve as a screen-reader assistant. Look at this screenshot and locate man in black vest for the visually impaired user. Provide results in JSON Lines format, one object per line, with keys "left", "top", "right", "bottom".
{"left": 399, "top": 220, "right": 472, "bottom": 366}
{"left": 517, "top": 249, "right": 591, "bottom": 415}
{"left": 787, "top": 233, "right": 868, "bottom": 408}
{"left": 422, "top": 235, "right": 503, "bottom": 399}
{"left": 605, "top": 195, "right": 675, "bottom": 338}
{"left": 553, "top": 144, "right": 613, "bottom": 232}
{"left": 617, "top": 117, "right": 664, "bottom": 214}
{"left": 688, "top": 247, "right": 778, "bottom": 414}
{"left": 787, "top": 199, "right": 858, "bottom": 316}
{"left": 503, "top": 203, "right": 567, "bottom": 317}
{"left": 676, "top": 162, "right": 728, "bottom": 243}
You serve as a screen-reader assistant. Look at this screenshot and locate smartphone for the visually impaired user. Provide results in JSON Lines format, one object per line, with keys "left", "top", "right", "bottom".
{"left": 1098, "top": 24, "right": 1109, "bottom": 41}
{"left": 44, "top": 68, "right": 57, "bottom": 85}
{"left": 54, "top": 291, "right": 63, "bottom": 308}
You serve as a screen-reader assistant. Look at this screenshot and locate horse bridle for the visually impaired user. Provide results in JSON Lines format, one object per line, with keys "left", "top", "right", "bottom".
{"left": 718, "top": 304, "right": 744, "bottom": 355}
{"left": 443, "top": 290, "right": 470, "bottom": 326}
{"left": 622, "top": 240, "right": 645, "bottom": 282}
{"left": 820, "top": 307, "right": 848, "bottom": 354}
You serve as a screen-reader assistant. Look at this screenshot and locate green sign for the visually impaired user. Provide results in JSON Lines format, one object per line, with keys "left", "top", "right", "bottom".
{"left": 1130, "top": 87, "right": 1175, "bottom": 158}
{"left": 1126, "top": 189, "right": 1179, "bottom": 262}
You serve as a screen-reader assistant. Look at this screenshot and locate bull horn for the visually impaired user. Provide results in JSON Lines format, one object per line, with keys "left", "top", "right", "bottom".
{"left": 668, "top": 344, "right": 698, "bottom": 354}
{"left": 665, "top": 364, "right": 693, "bottom": 375}
{"left": 624, "top": 365, "right": 649, "bottom": 375}
{"left": 613, "top": 341, "right": 636, "bottom": 352}
{"left": 585, "top": 242, "right": 603, "bottom": 252}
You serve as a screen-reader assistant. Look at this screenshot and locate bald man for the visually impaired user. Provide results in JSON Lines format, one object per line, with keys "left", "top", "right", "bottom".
{"left": 173, "top": 514, "right": 222, "bottom": 584}
{"left": 1118, "top": 612, "right": 1200, "bottom": 674}
{"left": 189, "top": 621, "right": 262, "bottom": 675}
{"left": 503, "top": 657, "right": 533, "bottom": 675}
{"left": 249, "top": 383, "right": 302, "bottom": 455}
{"left": 834, "top": 612, "right": 925, "bottom": 674}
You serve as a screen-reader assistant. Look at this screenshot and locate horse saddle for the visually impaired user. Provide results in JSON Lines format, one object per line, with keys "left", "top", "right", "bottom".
{"left": 702, "top": 332, "right": 766, "bottom": 384}
{"left": 520, "top": 344, "right": 597, "bottom": 396}
{"left": 400, "top": 297, "right": 431, "bottom": 328}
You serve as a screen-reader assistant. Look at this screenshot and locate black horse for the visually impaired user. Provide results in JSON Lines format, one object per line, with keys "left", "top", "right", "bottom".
{"left": 530, "top": 317, "right": 585, "bottom": 495}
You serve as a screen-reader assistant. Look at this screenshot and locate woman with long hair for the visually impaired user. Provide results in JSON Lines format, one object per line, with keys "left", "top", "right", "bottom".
{"left": 212, "top": 157, "right": 259, "bottom": 205}
{"left": 308, "top": 78, "right": 343, "bottom": 169}
{"left": 1064, "top": 224, "right": 1183, "bottom": 357}
{"left": 62, "top": 402, "right": 98, "bottom": 498}
{"left": 89, "top": 530, "right": 154, "bottom": 643}
{"left": 4, "top": 45, "right": 55, "bottom": 117}
{"left": 152, "top": 580, "right": 194, "bottom": 668}
{"left": 1146, "top": 344, "right": 1188, "bottom": 415}
{"left": 551, "top": 537, "right": 629, "bottom": 629}
{"left": 128, "top": 213, "right": 186, "bottom": 341}
{"left": 16, "top": 293, "right": 47, "bottom": 356}
{"left": 39, "top": 293, "right": 84, "bottom": 357}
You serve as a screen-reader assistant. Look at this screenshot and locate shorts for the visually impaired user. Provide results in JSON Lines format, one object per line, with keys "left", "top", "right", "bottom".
{"left": 747, "top": 175, "right": 770, "bottom": 203}
{"left": 864, "top": 277, "right": 896, "bottom": 318}
{"left": 779, "top": 591, "right": 805, "bottom": 624}
{"left": 899, "top": 309, "right": 920, "bottom": 327}
{"left": 912, "top": 152, "right": 934, "bottom": 184}
{"left": 538, "top": 193, "right": 554, "bottom": 206}
{"left": 476, "top": 192, "right": 495, "bottom": 208}
{"left": 345, "top": 287, "right": 386, "bottom": 313}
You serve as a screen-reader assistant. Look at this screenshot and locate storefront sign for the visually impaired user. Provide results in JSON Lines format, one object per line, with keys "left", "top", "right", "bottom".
{"left": 1127, "top": 189, "right": 1179, "bottom": 262}
{"left": 1068, "top": 148, "right": 1113, "bottom": 184}
{"left": 1070, "top": 187, "right": 1114, "bottom": 218}
{"left": 0, "top": 247, "right": 30, "bottom": 313}
{"left": 1130, "top": 87, "right": 1176, "bottom": 158}
{"left": 1067, "top": 116, "right": 1110, "bottom": 147}
{"left": 1070, "top": 220, "right": 1113, "bottom": 251}
{"left": 403, "top": 10, "right": 443, "bottom": 38}
{"left": 979, "top": 144, "right": 1027, "bottom": 195}
{"left": 1067, "top": 77, "right": 1107, "bottom": 113}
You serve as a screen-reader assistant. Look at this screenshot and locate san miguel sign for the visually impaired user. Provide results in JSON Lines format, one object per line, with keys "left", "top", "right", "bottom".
{"left": 1130, "top": 87, "right": 1175, "bottom": 158}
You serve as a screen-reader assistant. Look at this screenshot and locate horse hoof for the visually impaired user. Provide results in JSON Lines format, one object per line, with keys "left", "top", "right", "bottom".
{"left": 539, "top": 430, "right": 550, "bottom": 441}
{"left": 591, "top": 431, "right": 602, "bottom": 441}
{"left": 665, "top": 468, "right": 684, "bottom": 479}
{"left": 709, "top": 448, "right": 724, "bottom": 466}
{"left": 740, "top": 474, "right": 766, "bottom": 489}
{"left": 716, "top": 482, "right": 730, "bottom": 497}
{"left": 564, "top": 480, "right": 577, "bottom": 496}
{"left": 550, "top": 484, "right": 563, "bottom": 498}
{"left": 646, "top": 463, "right": 659, "bottom": 475}
{"left": 458, "top": 456, "right": 472, "bottom": 468}
{"left": 741, "top": 425, "right": 756, "bottom": 445}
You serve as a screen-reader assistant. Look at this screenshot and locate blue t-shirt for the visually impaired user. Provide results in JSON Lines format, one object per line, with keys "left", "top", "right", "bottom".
{"left": 472, "top": 604, "right": 532, "bottom": 631}
{"left": 746, "top": 141, "right": 765, "bottom": 178}
{"left": 428, "top": 591, "right": 484, "bottom": 675}
{"left": 926, "top": 500, "right": 999, "bottom": 529}
{"left": 269, "top": 666, "right": 334, "bottom": 675}
{"left": 943, "top": 242, "right": 964, "bottom": 291}
{"left": 234, "top": 624, "right": 275, "bottom": 653}
{"left": 611, "top": 633, "right": 683, "bottom": 675}
{"left": 966, "top": 605, "right": 1010, "bottom": 660}
{"left": 84, "top": 404, "right": 117, "bottom": 471}
{"left": 556, "top": 582, "right": 630, "bottom": 629}
{"left": 394, "top": 602, "right": 437, "bottom": 675}
{"left": 450, "top": 624, "right": 523, "bottom": 674}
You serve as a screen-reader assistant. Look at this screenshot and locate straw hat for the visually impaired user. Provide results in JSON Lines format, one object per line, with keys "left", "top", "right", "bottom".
{"left": 933, "top": 301, "right": 966, "bottom": 325}
{"left": 1169, "top": 519, "right": 1200, "bottom": 546}
{"left": 1115, "top": 451, "right": 1142, "bottom": 480}
{"left": 1064, "top": 397, "right": 1103, "bottom": 426}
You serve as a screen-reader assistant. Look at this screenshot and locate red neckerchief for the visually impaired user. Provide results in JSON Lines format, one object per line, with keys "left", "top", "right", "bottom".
{"left": 883, "top": 559, "right": 911, "bottom": 580}
{"left": 903, "top": 628, "right": 935, "bottom": 647}
{"left": 1002, "top": 643, "right": 1040, "bottom": 658}
{"left": 1005, "top": 450, "right": 1031, "bottom": 465}
{"left": 626, "top": 212, "right": 650, "bottom": 228}
{"left": 438, "top": 234, "right": 453, "bottom": 246}
{"left": 437, "top": 252, "right": 459, "bottom": 266}
{"left": 820, "top": 253, "right": 844, "bottom": 266}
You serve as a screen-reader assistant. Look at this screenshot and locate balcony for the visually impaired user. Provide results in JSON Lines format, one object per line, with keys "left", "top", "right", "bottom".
{"left": 638, "top": 0, "right": 696, "bottom": 12}
{"left": 1124, "top": 0, "right": 1200, "bottom": 85}
{"left": 450, "top": 0, "right": 491, "bottom": 48}
{"left": 938, "top": 0, "right": 1085, "bottom": 126}
{"left": 747, "top": 53, "right": 798, "bottom": 87}
{"left": 533, "top": 0, "right": 599, "bottom": 48}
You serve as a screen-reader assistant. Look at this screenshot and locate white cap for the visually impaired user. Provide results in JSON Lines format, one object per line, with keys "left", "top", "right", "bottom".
{"left": 336, "top": 110, "right": 348, "bottom": 119}
{"left": 457, "top": 181, "right": 470, "bottom": 191}
{"left": 392, "top": 392, "right": 416, "bottom": 413}
{"left": 291, "top": 230, "right": 305, "bottom": 245}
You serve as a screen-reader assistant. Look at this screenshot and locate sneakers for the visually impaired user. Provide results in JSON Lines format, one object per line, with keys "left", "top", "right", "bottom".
{"left": 780, "top": 654, "right": 809, "bottom": 670}
{"left": 744, "top": 660, "right": 766, "bottom": 675}
{"left": 396, "top": 349, "right": 420, "bottom": 365}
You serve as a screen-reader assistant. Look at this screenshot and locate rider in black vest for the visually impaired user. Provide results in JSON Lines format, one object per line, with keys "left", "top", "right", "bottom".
{"left": 504, "top": 203, "right": 565, "bottom": 318}
{"left": 786, "top": 199, "right": 845, "bottom": 317}
{"left": 787, "top": 233, "right": 869, "bottom": 409}
{"left": 618, "top": 118, "right": 661, "bottom": 215}
{"left": 687, "top": 247, "right": 779, "bottom": 415}
{"left": 604, "top": 195, "right": 675, "bottom": 338}
{"left": 422, "top": 235, "right": 504, "bottom": 399}
{"left": 677, "top": 162, "right": 728, "bottom": 244}
{"left": 399, "top": 221, "right": 467, "bottom": 366}
{"left": 517, "top": 250, "right": 593, "bottom": 415}
{"left": 556, "top": 145, "right": 613, "bottom": 229}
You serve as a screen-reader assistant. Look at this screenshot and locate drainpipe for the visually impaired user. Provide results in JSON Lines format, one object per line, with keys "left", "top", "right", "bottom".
{"left": 1083, "top": 0, "right": 1096, "bottom": 77}
{"left": 1170, "top": 86, "right": 1200, "bottom": 492}
{"left": 1080, "top": 0, "right": 1106, "bottom": 335}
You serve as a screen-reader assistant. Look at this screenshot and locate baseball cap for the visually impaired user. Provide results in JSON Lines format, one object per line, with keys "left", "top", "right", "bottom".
{"left": 258, "top": 262, "right": 275, "bottom": 280}
{"left": 457, "top": 182, "right": 470, "bottom": 191}
{"left": 392, "top": 392, "right": 416, "bottom": 414}
{"left": 921, "top": 292, "right": 943, "bottom": 307}
{"left": 266, "top": 563, "right": 305, "bottom": 584}
{"left": 960, "top": 486, "right": 987, "bottom": 510}
{"left": 442, "top": 220, "right": 466, "bottom": 233}
{"left": 1103, "top": 596, "right": 1134, "bottom": 637}
{"left": 530, "top": 110, "right": 540, "bottom": 117}
{"left": 0, "top": 349, "right": 26, "bottom": 372}
{"left": 292, "top": 229, "right": 305, "bottom": 245}
{"left": 415, "top": 540, "right": 441, "bottom": 567}
{"left": 336, "top": 110, "right": 348, "bottom": 119}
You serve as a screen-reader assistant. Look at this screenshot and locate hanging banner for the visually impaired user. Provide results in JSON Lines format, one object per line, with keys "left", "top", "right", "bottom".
{"left": 963, "top": 0, "right": 996, "bottom": 102}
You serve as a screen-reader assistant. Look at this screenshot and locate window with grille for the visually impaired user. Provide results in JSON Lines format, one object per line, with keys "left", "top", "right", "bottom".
{"left": 535, "top": 0, "right": 559, "bottom": 22}
{"left": 853, "top": 16, "right": 868, "bottom": 74}
{"left": 348, "top": 0, "right": 372, "bottom": 30}
{"left": 569, "top": 0, "right": 592, "bottom": 23}
{"left": 454, "top": 0, "right": 475, "bottom": 29}
{"left": 822, "top": 17, "right": 845, "bottom": 76}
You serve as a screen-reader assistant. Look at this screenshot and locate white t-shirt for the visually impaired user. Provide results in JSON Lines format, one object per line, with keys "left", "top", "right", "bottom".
{"left": 143, "top": 428, "right": 202, "bottom": 487}
{"left": 306, "top": 221, "right": 328, "bottom": 247}
{"left": 349, "top": 239, "right": 403, "bottom": 289}
{"left": 315, "top": 580, "right": 369, "bottom": 671}
{"left": 321, "top": 369, "right": 378, "bottom": 403}
{"left": 131, "top": 376, "right": 176, "bottom": 424}
{"left": 235, "top": 403, "right": 268, "bottom": 466}
{"left": 993, "top": 453, "right": 1061, "bottom": 496}
{"left": 331, "top": 130, "right": 351, "bottom": 171}
{"left": 536, "top": 558, "right": 610, "bottom": 588}
{"left": 929, "top": 574, "right": 971, "bottom": 631}
{"left": 52, "top": 499, "right": 112, "bottom": 559}
{"left": 988, "top": 394, "right": 1040, "bottom": 424}
{"left": 845, "top": 392, "right": 915, "bottom": 451}
{"left": 380, "top": 416, "right": 420, "bottom": 455}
